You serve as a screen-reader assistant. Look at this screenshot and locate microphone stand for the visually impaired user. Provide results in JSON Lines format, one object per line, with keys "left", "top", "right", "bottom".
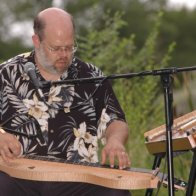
{"left": 161, "top": 74, "right": 175, "bottom": 196}
{"left": 42, "top": 66, "right": 196, "bottom": 196}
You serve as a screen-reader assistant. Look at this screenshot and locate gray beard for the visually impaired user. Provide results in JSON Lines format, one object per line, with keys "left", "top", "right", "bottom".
{"left": 35, "top": 48, "right": 65, "bottom": 75}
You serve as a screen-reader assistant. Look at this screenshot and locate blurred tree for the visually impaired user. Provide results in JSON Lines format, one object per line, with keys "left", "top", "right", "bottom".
{"left": 160, "top": 8, "right": 196, "bottom": 67}
{"left": 66, "top": 0, "right": 161, "bottom": 49}
{"left": 0, "top": 38, "right": 27, "bottom": 61}
{"left": 0, "top": 0, "right": 53, "bottom": 61}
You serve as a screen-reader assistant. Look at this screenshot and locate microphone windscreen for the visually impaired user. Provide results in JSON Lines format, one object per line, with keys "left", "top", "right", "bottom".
{"left": 24, "top": 62, "right": 35, "bottom": 73}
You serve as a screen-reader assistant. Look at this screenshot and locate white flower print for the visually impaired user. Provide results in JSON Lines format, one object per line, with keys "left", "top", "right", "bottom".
{"left": 48, "top": 86, "right": 63, "bottom": 104}
{"left": 73, "top": 122, "right": 98, "bottom": 163}
{"left": 73, "top": 122, "right": 92, "bottom": 144}
{"left": 48, "top": 85, "right": 75, "bottom": 115}
{"left": 97, "top": 108, "right": 111, "bottom": 145}
{"left": 63, "top": 85, "right": 75, "bottom": 110}
{"left": 23, "top": 94, "right": 49, "bottom": 132}
{"left": 47, "top": 86, "right": 63, "bottom": 117}
{"left": 21, "top": 72, "right": 30, "bottom": 81}
{"left": 82, "top": 144, "right": 98, "bottom": 163}
{"left": 64, "top": 108, "right": 70, "bottom": 113}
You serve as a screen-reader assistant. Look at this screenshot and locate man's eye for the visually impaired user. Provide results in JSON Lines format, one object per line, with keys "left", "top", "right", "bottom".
{"left": 52, "top": 47, "right": 59, "bottom": 51}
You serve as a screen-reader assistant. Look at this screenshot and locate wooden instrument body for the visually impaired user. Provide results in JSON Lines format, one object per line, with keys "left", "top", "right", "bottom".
{"left": 0, "top": 156, "right": 159, "bottom": 190}
{"left": 144, "top": 110, "right": 196, "bottom": 154}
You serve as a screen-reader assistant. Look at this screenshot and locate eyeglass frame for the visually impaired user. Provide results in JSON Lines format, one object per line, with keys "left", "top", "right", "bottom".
{"left": 40, "top": 39, "right": 78, "bottom": 54}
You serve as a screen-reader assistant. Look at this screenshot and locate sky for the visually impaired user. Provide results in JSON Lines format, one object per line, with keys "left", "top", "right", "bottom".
{"left": 169, "top": 0, "right": 196, "bottom": 9}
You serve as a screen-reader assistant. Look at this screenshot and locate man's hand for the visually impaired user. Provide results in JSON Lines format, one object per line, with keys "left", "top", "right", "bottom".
{"left": 0, "top": 130, "right": 22, "bottom": 162}
{"left": 101, "top": 137, "right": 131, "bottom": 169}
{"left": 101, "top": 120, "right": 131, "bottom": 169}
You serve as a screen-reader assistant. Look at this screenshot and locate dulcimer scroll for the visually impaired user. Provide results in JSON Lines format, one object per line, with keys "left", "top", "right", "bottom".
{"left": 0, "top": 155, "right": 160, "bottom": 190}
{"left": 144, "top": 110, "right": 196, "bottom": 154}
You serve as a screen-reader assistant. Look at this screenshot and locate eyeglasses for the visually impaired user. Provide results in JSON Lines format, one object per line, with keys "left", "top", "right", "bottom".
{"left": 43, "top": 42, "right": 78, "bottom": 54}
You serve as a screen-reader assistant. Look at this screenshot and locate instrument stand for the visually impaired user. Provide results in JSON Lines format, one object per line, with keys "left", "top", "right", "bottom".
{"left": 145, "top": 148, "right": 196, "bottom": 196}
{"left": 186, "top": 149, "right": 196, "bottom": 196}
{"left": 145, "top": 153, "right": 165, "bottom": 196}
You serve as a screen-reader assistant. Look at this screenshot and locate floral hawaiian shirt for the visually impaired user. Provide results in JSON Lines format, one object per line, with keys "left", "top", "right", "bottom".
{"left": 0, "top": 51, "right": 126, "bottom": 164}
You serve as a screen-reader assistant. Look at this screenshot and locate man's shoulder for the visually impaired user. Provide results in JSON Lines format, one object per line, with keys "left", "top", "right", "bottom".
{"left": 0, "top": 52, "right": 33, "bottom": 69}
{"left": 73, "top": 57, "right": 104, "bottom": 77}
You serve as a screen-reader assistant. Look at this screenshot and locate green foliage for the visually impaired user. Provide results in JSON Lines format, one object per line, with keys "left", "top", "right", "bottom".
{"left": 160, "top": 7, "right": 196, "bottom": 67}
{"left": 0, "top": 38, "right": 30, "bottom": 61}
{"left": 78, "top": 11, "right": 135, "bottom": 74}
{"left": 0, "top": 0, "right": 53, "bottom": 20}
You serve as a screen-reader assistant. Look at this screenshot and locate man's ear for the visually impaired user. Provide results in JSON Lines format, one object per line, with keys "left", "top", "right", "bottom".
{"left": 32, "top": 34, "right": 41, "bottom": 48}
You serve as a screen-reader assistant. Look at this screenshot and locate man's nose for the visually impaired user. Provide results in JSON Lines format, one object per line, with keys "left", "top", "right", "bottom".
{"left": 58, "top": 47, "right": 69, "bottom": 56}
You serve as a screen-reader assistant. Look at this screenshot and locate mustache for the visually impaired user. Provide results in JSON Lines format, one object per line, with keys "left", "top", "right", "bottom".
{"left": 56, "top": 58, "right": 68, "bottom": 63}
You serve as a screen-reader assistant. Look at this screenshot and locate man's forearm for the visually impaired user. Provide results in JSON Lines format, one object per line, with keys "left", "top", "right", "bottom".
{"left": 105, "top": 120, "right": 129, "bottom": 144}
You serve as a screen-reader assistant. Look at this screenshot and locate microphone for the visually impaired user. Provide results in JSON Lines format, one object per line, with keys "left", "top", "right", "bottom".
{"left": 24, "top": 62, "right": 44, "bottom": 100}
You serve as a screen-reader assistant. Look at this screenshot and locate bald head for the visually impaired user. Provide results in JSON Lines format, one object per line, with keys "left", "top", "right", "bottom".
{"left": 33, "top": 8, "right": 75, "bottom": 41}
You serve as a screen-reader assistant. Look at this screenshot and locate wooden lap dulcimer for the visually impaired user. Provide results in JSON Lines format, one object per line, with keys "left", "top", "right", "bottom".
{"left": 0, "top": 155, "right": 187, "bottom": 191}
{"left": 0, "top": 155, "right": 160, "bottom": 190}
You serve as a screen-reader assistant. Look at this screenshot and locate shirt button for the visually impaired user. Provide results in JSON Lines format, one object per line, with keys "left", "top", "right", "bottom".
{"left": 50, "top": 129, "right": 54, "bottom": 133}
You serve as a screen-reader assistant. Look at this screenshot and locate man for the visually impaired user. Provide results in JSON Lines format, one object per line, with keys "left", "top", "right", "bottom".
{"left": 0, "top": 7, "right": 131, "bottom": 196}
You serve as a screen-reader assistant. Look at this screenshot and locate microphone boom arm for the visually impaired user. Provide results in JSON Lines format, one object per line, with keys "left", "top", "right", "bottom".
{"left": 41, "top": 65, "right": 196, "bottom": 87}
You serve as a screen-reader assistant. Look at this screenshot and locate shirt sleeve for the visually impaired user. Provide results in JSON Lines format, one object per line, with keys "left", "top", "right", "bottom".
{"left": 97, "top": 79, "right": 126, "bottom": 121}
